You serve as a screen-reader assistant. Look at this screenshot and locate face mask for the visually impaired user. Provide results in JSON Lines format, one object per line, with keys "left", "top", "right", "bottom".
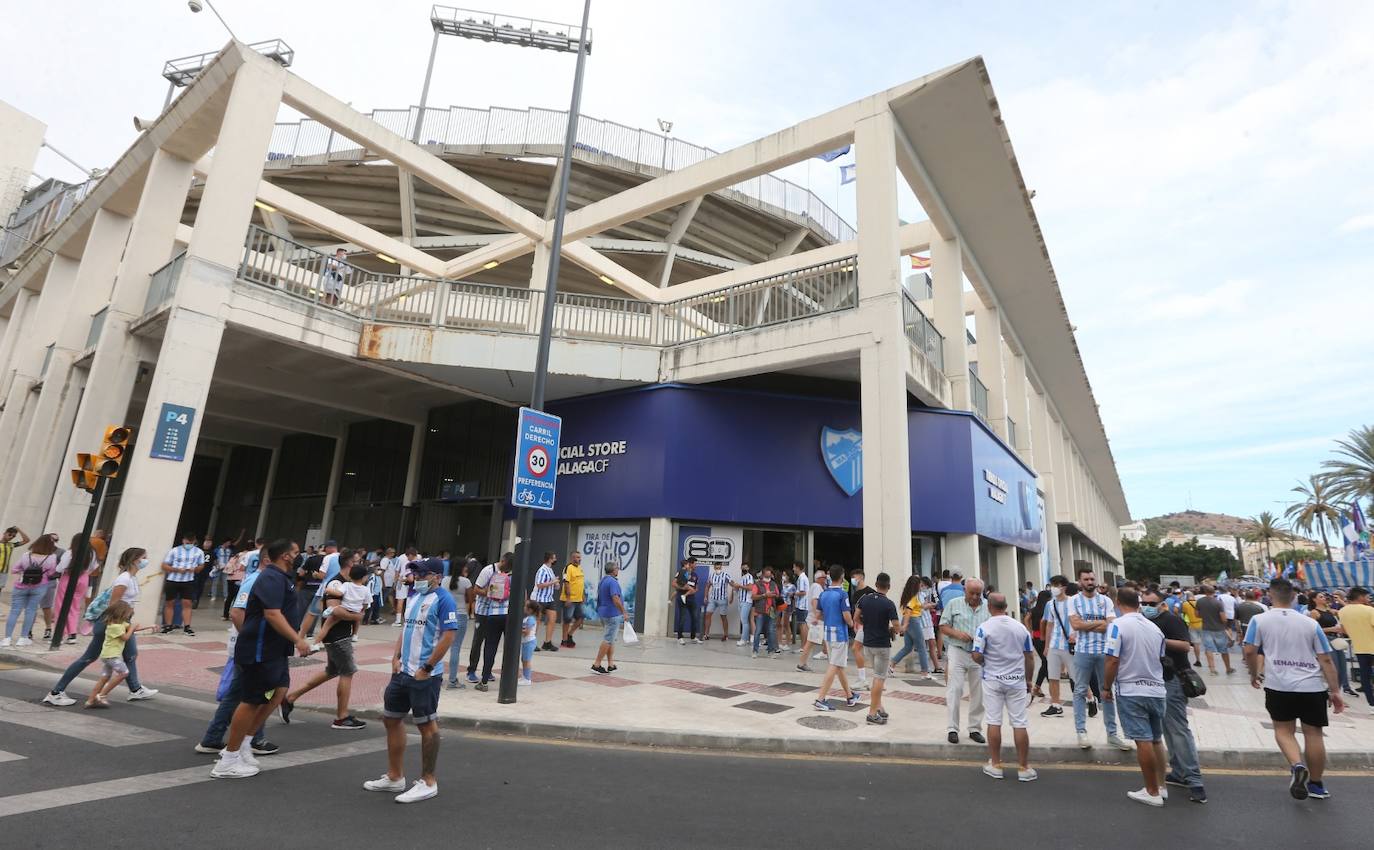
{"left": 1141, "top": 605, "right": 1160, "bottom": 619}
{"left": 135, "top": 558, "right": 148, "bottom": 571}
{"left": 1051, "top": 587, "right": 1063, "bottom": 598}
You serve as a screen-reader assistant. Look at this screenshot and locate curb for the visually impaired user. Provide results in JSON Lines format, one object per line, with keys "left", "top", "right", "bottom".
{"left": 6, "top": 647, "right": 1371, "bottom": 771}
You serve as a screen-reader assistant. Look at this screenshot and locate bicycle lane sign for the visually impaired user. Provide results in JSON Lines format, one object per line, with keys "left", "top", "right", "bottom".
{"left": 511, "top": 406, "right": 562, "bottom": 511}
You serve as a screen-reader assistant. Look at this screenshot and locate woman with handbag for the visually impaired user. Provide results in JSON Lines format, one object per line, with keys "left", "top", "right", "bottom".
{"left": 2, "top": 534, "right": 59, "bottom": 646}
{"left": 1309, "top": 593, "right": 1355, "bottom": 696}
{"left": 42, "top": 548, "right": 159, "bottom": 706}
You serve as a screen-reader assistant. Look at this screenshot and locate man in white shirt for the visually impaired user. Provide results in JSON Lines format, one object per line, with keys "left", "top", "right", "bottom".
{"left": 1104, "top": 588, "right": 1169, "bottom": 807}
{"left": 1069, "top": 568, "right": 1132, "bottom": 751}
{"left": 1244, "top": 578, "right": 1345, "bottom": 801}
{"left": 972, "top": 594, "right": 1036, "bottom": 782}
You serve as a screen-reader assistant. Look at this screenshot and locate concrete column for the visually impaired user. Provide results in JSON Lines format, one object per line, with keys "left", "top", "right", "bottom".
{"left": 204, "top": 452, "right": 232, "bottom": 540}
{"left": 992, "top": 544, "right": 1020, "bottom": 618}
{"left": 5, "top": 209, "right": 133, "bottom": 534}
{"left": 319, "top": 429, "right": 347, "bottom": 539}
{"left": 645, "top": 516, "right": 673, "bottom": 636}
{"left": 110, "top": 62, "right": 283, "bottom": 623}
{"left": 0, "top": 288, "right": 34, "bottom": 396}
{"left": 47, "top": 150, "right": 195, "bottom": 535}
{"left": 524, "top": 243, "right": 551, "bottom": 333}
{"left": 972, "top": 304, "right": 1007, "bottom": 439}
{"left": 1059, "top": 529, "right": 1075, "bottom": 574}
{"left": 930, "top": 236, "right": 969, "bottom": 411}
{"left": 1029, "top": 389, "right": 1061, "bottom": 573}
{"left": 944, "top": 533, "right": 978, "bottom": 579}
{"left": 1005, "top": 348, "right": 1029, "bottom": 455}
{"left": 0, "top": 257, "right": 81, "bottom": 499}
{"left": 256, "top": 441, "right": 281, "bottom": 539}
{"left": 854, "top": 111, "right": 913, "bottom": 588}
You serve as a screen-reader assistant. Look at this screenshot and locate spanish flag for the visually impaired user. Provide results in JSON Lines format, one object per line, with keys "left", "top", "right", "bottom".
{"left": 909, "top": 254, "right": 930, "bottom": 270}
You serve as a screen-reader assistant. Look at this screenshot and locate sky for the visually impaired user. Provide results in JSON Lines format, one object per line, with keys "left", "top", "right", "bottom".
{"left": 3, "top": 0, "right": 1372, "bottom": 525}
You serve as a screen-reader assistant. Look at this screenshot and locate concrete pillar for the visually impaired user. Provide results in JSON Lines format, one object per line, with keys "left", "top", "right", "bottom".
{"left": 204, "top": 452, "right": 232, "bottom": 540}
{"left": 930, "top": 236, "right": 969, "bottom": 411}
{"left": 1059, "top": 529, "right": 1075, "bottom": 574}
{"left": 319, "top": 429, "right": 347, "bottom": 539}
{"left": 1005, "top": 348, "right": 1029, "bottom": 455}
{"left": 944, "top": 533, "right": 978, "bottom": 579}
{"left": 5, "top": 209, "right": 133, "bottom": 534}
{"left": 256, "top": 441, "right": 281, "bottom": 539}
{"left": 47, "top": 150, "right": 195, "bottom": 535}
{"left": 0, "top": 288, "right": 34, "bottom": 396}
{"left": 1029, "top": 388, "right": 1061, "bottom": 574}
{"left": 524, "top": 243, "right": 552, "bottom": 333}
{"left": 645, "top": 516, "right": 673, "bottom": 636}
{"left": 0, "top": 257, "right": 81, "bottom": 502}
{"left": 109, "top": 61, "right": 284, "bottom": 623}
{"left": 972, "top": 304, "right": 1006, "bottom": 438}
{"left": 992, "top": 544, "right": 1020, "bottom": 618}
{"left": 854, "top": 110, "right": 913, "bottom": 588}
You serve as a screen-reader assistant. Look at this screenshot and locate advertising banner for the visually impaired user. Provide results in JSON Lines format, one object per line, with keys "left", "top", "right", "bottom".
{"left": 576, "top": 524, "right": 640, "bottom": 623}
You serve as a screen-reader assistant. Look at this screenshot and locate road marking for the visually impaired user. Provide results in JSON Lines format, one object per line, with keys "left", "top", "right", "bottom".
{"left": 0, "top": 737, "right": 391, "bottom": 818}
{"left": 0, "top": 697, "right": 180, "bottom": 747}
{"left": 0, "top": 751, "right": 24, "bottom": 764}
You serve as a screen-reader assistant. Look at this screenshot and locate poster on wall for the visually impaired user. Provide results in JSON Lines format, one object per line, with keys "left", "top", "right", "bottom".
{"left": 675, "top": 525, "right": 744, "bottom": 635}
{"left": 576, "top": 524, "right": 640, "bottom": 624}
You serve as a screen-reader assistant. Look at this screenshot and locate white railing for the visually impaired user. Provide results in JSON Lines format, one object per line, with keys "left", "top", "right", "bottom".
{"left": 264, "top": 105, "right": 855, "bottom": 243}
{"left": 1, "top": 178, "right": 96, "bottom": 268}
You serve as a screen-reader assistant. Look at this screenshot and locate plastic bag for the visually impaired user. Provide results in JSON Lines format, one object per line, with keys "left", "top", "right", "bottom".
{"left": 622, "top": 621, "right": 639, "bottom": 645}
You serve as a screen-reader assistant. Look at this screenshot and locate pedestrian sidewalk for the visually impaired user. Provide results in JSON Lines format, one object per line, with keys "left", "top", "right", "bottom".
{"left": 7, "top": 622, "right": 1373, "bottom": 769}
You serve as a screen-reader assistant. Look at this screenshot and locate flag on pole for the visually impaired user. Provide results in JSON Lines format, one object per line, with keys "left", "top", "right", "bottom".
{"left": 1341, "top": 512, "right": 1360, "bottom": 561}
{"left": 839, "top": 164, "right": 856, "bottom": 185}
{"left": 1284, "top": 562, "right": 1296, "bottom": 578}
{"left": 815, "top": 146, "right": 851, "bottom": 162}
{"left": 909, "top": 254, "right": 930, "bottom": 270}
{"left": 1354, "top": 504, "right": 1371, "bottom": 554}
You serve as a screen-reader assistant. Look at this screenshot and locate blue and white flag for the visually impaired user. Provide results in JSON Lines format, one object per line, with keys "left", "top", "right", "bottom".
{"left": 815, "top": 145, "right": 851, "bottom": 162}
{"left": 839, "top": 164, "right": 856, "bottom": 185}
{"left": 1341, "top": 513, "right": 1361, "bottom": 561}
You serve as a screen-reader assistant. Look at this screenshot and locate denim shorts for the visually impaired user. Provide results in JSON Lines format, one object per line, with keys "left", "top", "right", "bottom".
{"left": 521, "top": 640, "right": 535, "bottom": 663}
{"left": 1202, "top": 630, "right": 1229, "bottom": 654}
{"left": 383, "top": 672, "right": 442, "bottom": 723}
{"left": 563, "top": 601, "right": 584, "bottom": 621}
{"left": 602, "top": 615, "right": 624, "bottom": 643}
{"left": 705, "top": 599, "right": 731, "bottom": 614}
{"left": 1116, "top": 693, "right": 1166, "bottom": 741}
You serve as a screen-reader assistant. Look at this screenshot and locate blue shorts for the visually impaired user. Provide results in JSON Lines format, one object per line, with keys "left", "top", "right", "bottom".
{"left": 602, "top": 615, "right": 624, "bottom": 644}
{"left": 521, "top": 640, "right": 535, "bottom": 663}
{"left": 307, "top": 596, "right": 324, "bottom": 617}
{"left": 563, "top": 601, "right": 584, "bottom": 621}
{"left": 382, "top": 673, "right": 443, "bottom": 724}
{"left": 1202, "top": 630, "right": 1229, "bottom": 654}
{"left": 1115, "top": 694, "right": 1166, "bottom": 742}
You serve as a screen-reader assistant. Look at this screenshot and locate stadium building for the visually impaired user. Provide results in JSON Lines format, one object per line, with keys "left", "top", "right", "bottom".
{"left": 0, "top": 41, "right": 1129, "bottom": 632}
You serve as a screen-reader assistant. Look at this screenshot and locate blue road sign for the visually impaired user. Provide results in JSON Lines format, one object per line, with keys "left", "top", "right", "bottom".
{"left": 150, "top": 403, "right": 196, "bottom": 462}
{"left": 511, "top": 407, "right": 561, "bottom": 511}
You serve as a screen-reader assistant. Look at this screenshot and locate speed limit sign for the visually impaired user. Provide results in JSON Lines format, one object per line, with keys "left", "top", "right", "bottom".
{"left": 526, "top": 445, "right": 550, "bottom": 477}
{"left": 511, "top": 407, "right": 562, "bottom": 511}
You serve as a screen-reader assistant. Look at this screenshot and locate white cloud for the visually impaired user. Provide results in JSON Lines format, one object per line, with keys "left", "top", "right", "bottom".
{"left": 1337, "top": 214, "right": 1374, "bottom": 234}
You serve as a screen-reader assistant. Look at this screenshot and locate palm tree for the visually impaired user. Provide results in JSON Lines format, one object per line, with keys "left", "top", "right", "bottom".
{"left": 1285, "top": 475, "right": 1340, "bottom": 561}
{"left": 1246, "top": 511, "right": 1283, "bottom": 567}
{"left": 1321, "top": 425, "right": 1374, "bottom": 505}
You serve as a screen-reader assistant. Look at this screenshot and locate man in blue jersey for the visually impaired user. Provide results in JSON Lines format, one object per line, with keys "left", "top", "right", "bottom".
{"left": 212, "top": 540, "right": 310, "bottom": 779}
{"left": 812, "top": 565, "right": 861, "bottom": 711}
{"left": 364, "top": 558, "right": 459, "bottom": 804}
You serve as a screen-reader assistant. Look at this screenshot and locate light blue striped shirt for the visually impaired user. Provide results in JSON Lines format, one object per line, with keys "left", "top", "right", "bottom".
{"left": 163, "top": 544, "right": 204, "bottom": 583}
{"left": 1042, "top": 598, "right": 1074, "bottom": 651}
{"left": 707, "top": 569, "right": 731, "bottom": 604}
{"left": 532, "top": 564, "right": 557, "bottom": 604}
{"left": 1069, "top": 592, "right": 1115, "bottom": 655}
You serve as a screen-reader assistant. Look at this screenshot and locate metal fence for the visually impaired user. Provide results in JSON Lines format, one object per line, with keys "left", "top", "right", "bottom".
{"left": 1007, "top": 417, "right": 1018, "bottom": 448}
{"left": 969, "top": 368, "right": 990, "bottom": 422}
{"left": 901, "top": 289, "right": 945, "bottom": 371}
{"left": 264, "top": 104, "right": 855, "bottom": 242}
{"left": 1, "top": 178, "right": 96, "bottom": 268}
{"left": 144, "top": 251, "right": 186, "bottom": 314}
{"left": 85, "top": 306, "right": 109, "bottom": 351}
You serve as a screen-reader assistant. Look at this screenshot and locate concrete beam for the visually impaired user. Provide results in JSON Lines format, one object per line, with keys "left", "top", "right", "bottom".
{"left": 442, "top": 234, "right": 535, "bottom": 281}
{"left": 769, "top": 226, "right": 809, "bottom": 260}
{"left": 560, "top": 241, "right": 661, "bottom": 301}
{"left": 212, "top": 367, "right": 427, "bottom": 426}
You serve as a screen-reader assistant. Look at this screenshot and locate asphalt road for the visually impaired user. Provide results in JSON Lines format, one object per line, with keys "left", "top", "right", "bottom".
{"left": 0, "top": 666, "right": 1368, "bottom": 849}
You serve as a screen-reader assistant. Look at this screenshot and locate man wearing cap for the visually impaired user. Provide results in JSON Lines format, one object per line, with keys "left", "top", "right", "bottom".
{"left": 364, "top": 557, "right": 460, "bottom": 803}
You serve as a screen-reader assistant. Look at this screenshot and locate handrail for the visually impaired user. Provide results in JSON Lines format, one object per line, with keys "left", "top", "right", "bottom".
{"left": 901, "top": 288, "right": 945, "bottom": 371}
{"left": 969, "top": 368, "right": 990, "bottom": 422}
{"left": 144, "top": 251, "right": 187, "bottom": 314}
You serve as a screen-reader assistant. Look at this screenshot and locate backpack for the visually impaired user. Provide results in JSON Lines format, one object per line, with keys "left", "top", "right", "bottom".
{"left": 85, "top": 585, "right": 116, "bottom": 622}
{"left": 487, "top": 570, "right": 511, "bottom": 602}
{"left": 20, "top": 554, "right": 50, "bottom": 586}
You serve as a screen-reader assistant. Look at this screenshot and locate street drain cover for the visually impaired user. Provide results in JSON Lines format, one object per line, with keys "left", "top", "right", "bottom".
{"left": 797, "top": 715, "right": 856, "bottom": 731}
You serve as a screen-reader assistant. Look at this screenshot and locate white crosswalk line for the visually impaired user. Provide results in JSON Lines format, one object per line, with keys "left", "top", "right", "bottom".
{"left": 0, "top": 751, "right": 24, "bottom": 764}
{"left": 0, "top": 737, "right": 392, "bottom": 818}
{"left": 0, "top": 696, "right": 180, "bottom": 747}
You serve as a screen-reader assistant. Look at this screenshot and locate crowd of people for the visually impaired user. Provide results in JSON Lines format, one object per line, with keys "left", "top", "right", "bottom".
{"left": 2, "top": 521, "right": 1371, "bottom": 807}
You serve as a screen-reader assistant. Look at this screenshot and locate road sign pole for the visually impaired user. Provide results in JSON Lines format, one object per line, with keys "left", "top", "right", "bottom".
{"left": 49, "top": 475, "right": 106, "bottom": 650}
{"left": 498, "top": 0, "right": 592, "bottom": 705}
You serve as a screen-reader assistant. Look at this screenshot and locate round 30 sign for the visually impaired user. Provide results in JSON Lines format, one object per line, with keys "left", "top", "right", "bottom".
{"left": 525, "top": 445, "right": 551, "bottom": 478}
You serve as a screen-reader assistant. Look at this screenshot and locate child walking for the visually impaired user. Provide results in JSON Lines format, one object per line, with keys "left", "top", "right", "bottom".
{"left": 520, "top": 601, "right": 539, "bottom": 686}
{"left": 86, "top": 601, "right": 148, "bottom": 708}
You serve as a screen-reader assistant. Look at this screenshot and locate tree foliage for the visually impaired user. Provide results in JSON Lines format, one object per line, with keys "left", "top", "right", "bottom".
{"left": 1321, "top": 425, "right": 1374, "bottom": 505}
{"left": 1122, "top": 538, "right": 1239, "bottom": 584}
{"left": 1271, "top": 548, "right": 1326, "bottom": 564}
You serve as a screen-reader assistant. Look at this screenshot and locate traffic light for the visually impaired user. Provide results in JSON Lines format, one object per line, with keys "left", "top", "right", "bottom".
{"left": 98, "top": 426, "right": 133, "bottom": 477}
{"left": 70, "top": 453, "right": 100, "bottom": 493}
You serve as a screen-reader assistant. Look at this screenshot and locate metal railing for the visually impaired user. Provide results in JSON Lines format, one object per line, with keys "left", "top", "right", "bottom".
{"left": 969, "top": 368, "right": 990, "bottom": 422}
{"left": 40, "top": 343, "right": 54, "bottom": 379}
{"left": 85, "top": 306, "right": 109, "bottom": 350}
{"left": 1007, "top": 417, "right": 1018, "bottom": 448}
{"left": 232, "top": 227, "right": 859, "bottom": 349}
{"left": 901, "top": 289, "right": 945, "bottom": 371}
{"left": 265, "top": 105, "right": 855, "bottom": 242}
{"left": 659, "top": 257, "right": 858, "bottom": 345}
{"left": 1, "top": 178, "right": 96, "bottom": 268}
{"left": 145, "top": 251, "right": 186, "bottom": 314}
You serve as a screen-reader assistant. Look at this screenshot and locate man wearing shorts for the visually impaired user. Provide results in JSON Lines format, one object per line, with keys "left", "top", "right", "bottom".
{"left": 161, "top": 532, "right": 206, "bottom": 636}
{"left": 591, "top": 561, "right": 626, "bottom": 674}
{"left": 279, "top": 559, "right": 369, "bottom": 730}
{"left": 212, "top": 540, "right": 309, "bottom": 779}
{"left": 1195, "top": 585, "right": 1233, "bottom": 675}
{"left": 364, "top": 559, "right": 459, "bottom": 804}
{"left": 1039, "top": 575, "right": 1074, "bottom": 717}
{"left": 812, "top": 565, "right": 860, "bottom": 712}
{"left": 854, "top": 572, "right": 899, "bottom": 725}
{"left": 560, "top": 551, "right": 585, "bottom": 648}
{"left": 1104, "top": 588, "right": 1168, "bottom": 806}
{"left": 791, "top": 562, "right": 810, "bottom": 651}
{"left": 1244, "top": 578, "right": 1345, "bottom": 801}
{"left": 702, "top": 560, "right": 732, "bottom": 641}
{"left": 973, "top": 593, "right": 1037, "bottom": 781}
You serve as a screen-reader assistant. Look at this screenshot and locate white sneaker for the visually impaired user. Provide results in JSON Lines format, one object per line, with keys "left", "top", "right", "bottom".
{"left": 127, "top": 687, "right": 159, "bottom": 701}
{"left": 211, "top": 753, "right": 259, "bottom": 779}
{"left": 813, "top": 652, "right": 827, "bottom": 660}
{"left": 239, "top": 747, "right": 260, "bottom": 768}
{"left": 395, "top": 779, "right": 437, "bottom": 804}
{"left": 1108, "top": 734, "right": 1134, "bottom": 751}
{"left": 15, "top": 638, "right": 32, "bottom": 647}
{"left": 518, "top": 677, "right": 529, "bottom": 686}
{"left": 735, "top": 640, "right": 746, "bottom": 646}
{"left": 0, "top": 638, "right": 11, "bottom": 647}
{"left": 309, "top": 643, "right": 324, "bottom": 653}
{"left": 692, "top": 638, "right": 703, "bottom": 644}
{"left": 363, "top": 774, "right": 407, "bottom": 793}
{"left": 1017, "top": 768, "right": 1039, "bottom": 782}
{"left": 982, "top": 763, "right": 1004, "bottom": 780}
{"left": 351, "top": 634, "right": 358, "bottom": 642}
{"left": 678, "top": 638, "right": 685, "bottom": 645}
{"left": 1127, "top": 788, "right": 1164, "bottom": 807}
{"left": 42, "top": 691, "right": 76, "bottom": 707}
{"left": 1077, "top": 732, "right": 1091, "bottom": 749}
{"left": 393, "top": 622, "right": 403, "bottom": 628}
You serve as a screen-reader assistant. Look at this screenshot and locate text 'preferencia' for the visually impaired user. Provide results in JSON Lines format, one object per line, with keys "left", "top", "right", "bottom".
{"left": 558, "top": 440, "right": 628, "bottom": 475}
